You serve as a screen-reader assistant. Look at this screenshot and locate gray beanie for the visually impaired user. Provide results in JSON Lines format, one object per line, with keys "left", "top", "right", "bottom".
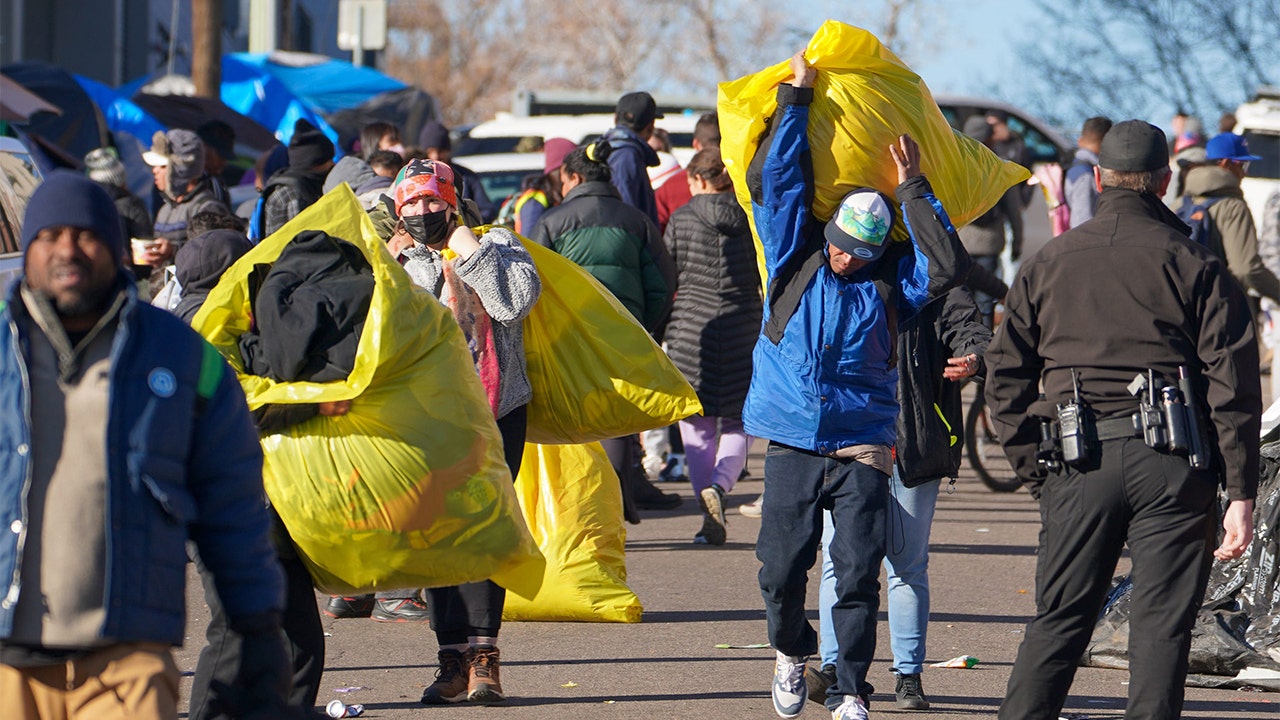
{"left": 84, "top": 147, "right": 128, "bottom": 189}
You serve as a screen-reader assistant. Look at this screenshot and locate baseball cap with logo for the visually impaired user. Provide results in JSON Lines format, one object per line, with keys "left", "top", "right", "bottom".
{"left": 1205, "top": 132, "right": 1262, "bottom": 163}
{"left": 824, "top": 189, "right": 895, "bottom": 262}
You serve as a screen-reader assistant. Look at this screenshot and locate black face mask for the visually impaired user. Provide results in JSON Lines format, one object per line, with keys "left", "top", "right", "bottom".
{"left": 402, "top": 209, "right": 452, "bottom": 246}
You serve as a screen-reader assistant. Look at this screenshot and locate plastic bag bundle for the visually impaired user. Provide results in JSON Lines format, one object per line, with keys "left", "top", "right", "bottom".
{"left": 718, "top": 20, "right": 1030, "bottom": 258}
{"left": 498, "top": 442, "right": 642, "bottom": 622}
{"left": 503, "top": 231, "right": 702, "bottom": 445}
{"left": 194, "top": 187, "right": 543, "bottom": 596}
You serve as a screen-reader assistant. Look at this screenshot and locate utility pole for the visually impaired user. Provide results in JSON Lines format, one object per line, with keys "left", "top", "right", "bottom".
{"left": 192, "top": 0, "right": 222, "bottom": 98}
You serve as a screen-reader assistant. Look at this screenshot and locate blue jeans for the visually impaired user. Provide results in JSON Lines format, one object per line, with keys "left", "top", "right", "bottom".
{"left": 755, "top": 442, "right": 887, "bottom": 706}
{"left": 820, "top": 466, "right": 940, "bottom": 676}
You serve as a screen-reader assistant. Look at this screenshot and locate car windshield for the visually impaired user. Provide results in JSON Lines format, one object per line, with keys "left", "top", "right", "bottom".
{"left": 474, "top": 168, "right": 540, "bottom": 203}
{"left": 1242, "top": 130, "right": 1279, "bottom": 180}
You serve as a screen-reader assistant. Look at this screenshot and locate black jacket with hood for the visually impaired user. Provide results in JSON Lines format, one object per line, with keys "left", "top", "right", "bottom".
{"left": 895, "top": 287, "right": 991, "bottom": 486}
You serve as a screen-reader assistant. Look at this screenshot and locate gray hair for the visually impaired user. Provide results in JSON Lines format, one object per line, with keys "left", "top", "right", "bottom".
{"left": 1098, "top": 165, "right": 1170, "bottom": 193}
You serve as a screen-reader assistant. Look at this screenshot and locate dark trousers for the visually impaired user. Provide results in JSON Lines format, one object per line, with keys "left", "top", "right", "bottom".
{"left": 188, "top": 517, "right": 325, "bottom": 719}
{"left": 971, "top": 254, "right": 1000, "bottom": 325}
{"left": 755, "top": 442, "right": 888, "bottom": 705}
{"left": 600, "top": 434, "right": 643, "bottom": 523}
{"left": 999, "top": 439, "right": 1218, "bottom": 720}
{"left": 426, "top": 404, "right": 527, "bottom": 644}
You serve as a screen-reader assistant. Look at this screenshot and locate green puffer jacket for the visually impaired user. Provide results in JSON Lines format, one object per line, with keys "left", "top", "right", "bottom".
{"left": 528, "top": 181, "right": 676, "bottom": 334}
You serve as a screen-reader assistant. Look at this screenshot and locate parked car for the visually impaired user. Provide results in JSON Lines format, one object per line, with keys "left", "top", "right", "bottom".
{"left": 1232, "top": 87, "right": 1280, "bottom": 234}
{"left": 455, "top": 152, "right": 546, "bottom": 210}
{"left": 455, "top": 112, "right": 703, "bottom": 162}
{"left": 454, "top": 113, "right": 704, "bottom": 210}
{"left": 935, "top": 94, "right": 1072, "bottom": 165}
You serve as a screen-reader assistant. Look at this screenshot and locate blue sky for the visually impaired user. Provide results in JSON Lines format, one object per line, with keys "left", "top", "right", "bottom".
{"left": 795, "top": 2, "right": 1205, "bottom": 139}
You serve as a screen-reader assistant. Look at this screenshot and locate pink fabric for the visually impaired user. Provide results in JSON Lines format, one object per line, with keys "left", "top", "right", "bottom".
{"left": 1033, "top": 163, "right": 1070, "bottom": 237}
{"left": 678, "top": 415, "right": 750, "bottom": 495}
{"left": 441, "top": 259, "right": 501, "bottom": 417}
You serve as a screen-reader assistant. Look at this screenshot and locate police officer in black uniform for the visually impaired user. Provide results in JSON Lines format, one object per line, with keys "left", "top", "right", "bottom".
{"left": 985, "top": 119, "right": 1259, "bottom": 720}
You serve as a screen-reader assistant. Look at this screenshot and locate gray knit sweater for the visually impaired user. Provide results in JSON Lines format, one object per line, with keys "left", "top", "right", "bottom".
{"left": 402, "top": 226, "right": 541, "bottom": 419}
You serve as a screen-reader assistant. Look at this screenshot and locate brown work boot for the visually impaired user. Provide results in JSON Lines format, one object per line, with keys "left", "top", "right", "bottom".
{"left": 466, "top": 644, "right": 505, "bottom": 703}
{"left": 420, "top": 649, "right": 469, "bottom": 705}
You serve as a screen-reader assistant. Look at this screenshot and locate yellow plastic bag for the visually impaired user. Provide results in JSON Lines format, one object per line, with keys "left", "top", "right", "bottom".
{"left": 498, "top": 442, "right": 642, "bottom": 622}
{"left": 478, "top": 227, "right": 702, "bottom": 444}
{"left": 194, "top": 187, "right": 543, "bottom": 596}
{"left": 718, "top": 20, "right": 1030, "bottom": 260}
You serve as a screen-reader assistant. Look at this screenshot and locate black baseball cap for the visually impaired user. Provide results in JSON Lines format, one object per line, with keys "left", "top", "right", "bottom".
{"left": 616, "top": 92, "right": 664, "bottom": 130}
{"left": 1098, "top": 120, "right": 1169, "bottom": 172}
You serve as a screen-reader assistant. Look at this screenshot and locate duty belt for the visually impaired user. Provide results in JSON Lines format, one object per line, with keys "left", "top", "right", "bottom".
{"left": 1095, "top": 415, "right": 1143, "bottom": 442}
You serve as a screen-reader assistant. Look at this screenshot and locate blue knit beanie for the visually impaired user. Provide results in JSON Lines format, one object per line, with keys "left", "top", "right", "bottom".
{"left": 20, "top": 170, "right": 124, "bottom": 263}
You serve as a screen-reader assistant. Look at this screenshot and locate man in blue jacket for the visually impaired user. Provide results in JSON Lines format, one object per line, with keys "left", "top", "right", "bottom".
{"left": 0, "top": 172, "right": 291, "bottom": 719}
{"left": 601, "top": 91, "right": 663, "bottom": 224}
{"left": 747, "top": 53, "right": 969, "bottom": 720}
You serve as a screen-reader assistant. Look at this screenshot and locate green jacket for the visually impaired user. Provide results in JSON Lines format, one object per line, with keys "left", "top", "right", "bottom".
{"left": 529, "top": 181, "right": 676, "bottom": 333}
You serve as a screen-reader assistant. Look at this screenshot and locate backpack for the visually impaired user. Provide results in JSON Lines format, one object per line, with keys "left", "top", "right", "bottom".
{"left": 1175, "top": 195, "right": 1225, "bottom": 250}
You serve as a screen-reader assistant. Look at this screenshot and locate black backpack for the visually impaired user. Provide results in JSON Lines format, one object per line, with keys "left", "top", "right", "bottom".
{"left": 1175, "top": 195, "right": 1225, "bottom": 250}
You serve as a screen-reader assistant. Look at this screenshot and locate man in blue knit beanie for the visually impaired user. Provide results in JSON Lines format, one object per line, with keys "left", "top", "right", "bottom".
{"left": 0, "top": 171, "right": 299, "bottom": 719}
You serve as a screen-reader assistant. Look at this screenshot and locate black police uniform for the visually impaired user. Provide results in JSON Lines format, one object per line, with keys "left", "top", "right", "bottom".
{"left": 985, "top": 187, "right": 1261, "bottom": 720}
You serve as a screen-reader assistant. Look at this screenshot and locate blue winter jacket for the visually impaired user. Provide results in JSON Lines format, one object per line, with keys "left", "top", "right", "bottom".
{"left": 742, "top": 88, "right": 970, "bottom": 454}
{"left": 0, "top": 276, "right": 284, "bottom": 646}
{"left": 602, "top": 125, "right": 661, "bottom": 225}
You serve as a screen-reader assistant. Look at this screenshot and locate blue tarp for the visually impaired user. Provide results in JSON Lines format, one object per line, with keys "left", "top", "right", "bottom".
{"left": 226, "top": 53, "right": 406, "bottom": 115}
{"left": 220, "top": 54, "right": 339, "bottom": 150}
{"left": 72, "top": 75, "right": 165, "bottom": 212}
{"left": 74, "top": 75, "right": 166, "bottom": 146}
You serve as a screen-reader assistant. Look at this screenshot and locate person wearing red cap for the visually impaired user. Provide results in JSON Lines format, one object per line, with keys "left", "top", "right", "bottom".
{"left": 389, "top": 158, "right": 541, "bottom": 705}
{"left": 507, "top": 137, "right": 576, "bottom": 235}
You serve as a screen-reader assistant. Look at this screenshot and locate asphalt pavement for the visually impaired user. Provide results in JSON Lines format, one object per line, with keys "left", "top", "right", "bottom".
{"left": 176, "top": 434, "right": 1277, "bottom": 719}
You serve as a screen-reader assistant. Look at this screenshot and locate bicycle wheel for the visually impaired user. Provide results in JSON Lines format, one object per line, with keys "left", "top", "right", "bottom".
{"left": 965, "top": 391, "right": 1022, "bottom": 492}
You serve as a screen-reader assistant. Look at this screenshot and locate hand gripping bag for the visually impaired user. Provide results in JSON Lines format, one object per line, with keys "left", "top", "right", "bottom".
{"left": 193, "top": 187, "right": 544, "bottom": 596}
{"left": 718, "top": 20, "right": 1031, "bottom": 268}
{"left": 471, "top": 226, "right": 702, "bottom": 445}
{"left": 498, "top": 442, "right": 642, "bottom": 622}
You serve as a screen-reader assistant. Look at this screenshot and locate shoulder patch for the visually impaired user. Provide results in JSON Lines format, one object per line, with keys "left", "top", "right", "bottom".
{"left": 196, "top": 341, "right": 224, "bottom": 401}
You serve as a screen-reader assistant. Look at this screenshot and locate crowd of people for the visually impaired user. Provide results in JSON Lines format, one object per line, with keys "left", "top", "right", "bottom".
{"left": 0, "top": 45, "right": 1275, "bottom": 720}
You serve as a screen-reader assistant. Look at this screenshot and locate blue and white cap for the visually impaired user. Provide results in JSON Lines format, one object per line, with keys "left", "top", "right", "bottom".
{"left": 824, "top": 188, "right": 895, "bottom": 262}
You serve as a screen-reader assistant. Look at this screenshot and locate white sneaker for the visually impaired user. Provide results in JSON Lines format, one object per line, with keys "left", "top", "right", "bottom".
{"left": 739, "top": 493, "right": 763, "bottom": 518}
{"left": 772, "top": 652, "right": 808, "bottom": 718}
{"left": 831, "top": 694, "right": 869, "bottom": 720}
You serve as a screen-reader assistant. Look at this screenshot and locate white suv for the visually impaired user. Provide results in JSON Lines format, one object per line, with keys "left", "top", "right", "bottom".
{"left": 1233, "top": 88, "right": 1280, "bottom": 233}
{"left": 453, "top": 113, "right": 706, "bottom": 208}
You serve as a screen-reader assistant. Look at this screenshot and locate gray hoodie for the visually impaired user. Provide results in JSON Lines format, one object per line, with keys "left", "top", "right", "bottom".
{"left": 401, "top": 226, "right": 541, "bottom": 419}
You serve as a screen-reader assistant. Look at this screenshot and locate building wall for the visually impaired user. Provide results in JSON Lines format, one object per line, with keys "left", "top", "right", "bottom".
{"left": 1, "top": 0, "right": 356, "bottom": 87}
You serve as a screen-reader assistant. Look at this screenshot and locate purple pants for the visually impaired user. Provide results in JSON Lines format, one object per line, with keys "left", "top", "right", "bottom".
{"left": 677, "top": 415, "right": 750, "bottom": 495}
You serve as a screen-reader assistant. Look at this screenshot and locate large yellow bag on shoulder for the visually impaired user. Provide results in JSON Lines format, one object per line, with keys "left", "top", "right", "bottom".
{"left": 471, "top": 226, "right": 702, "bottom": 445}
{"left": 719, "top": 20, "right": 1030, "bottom": 255}
{"left": 498, "top": 442, "right": 642, "bottom": 622}
{"left": 194, "top": 188, "right": 543, "bottom": 597}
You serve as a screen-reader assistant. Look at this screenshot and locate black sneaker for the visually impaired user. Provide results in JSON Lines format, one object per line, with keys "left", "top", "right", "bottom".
{"left": 323, "top": 595, "right": 374, "bottom": 619}
{"left": 895, "top": 672, "right": 930, "bottom": 710}
{"left": 805, "top": 664, "right": 835, "bottom": 705}
{"left": 632, "top": 477, "right": 682, "bottom": 510}
{"left": 693, "top": 512, "right": 727, "bottom": 545}
{"left": 371, "top": 597, "right": 431, "bottom": 622}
